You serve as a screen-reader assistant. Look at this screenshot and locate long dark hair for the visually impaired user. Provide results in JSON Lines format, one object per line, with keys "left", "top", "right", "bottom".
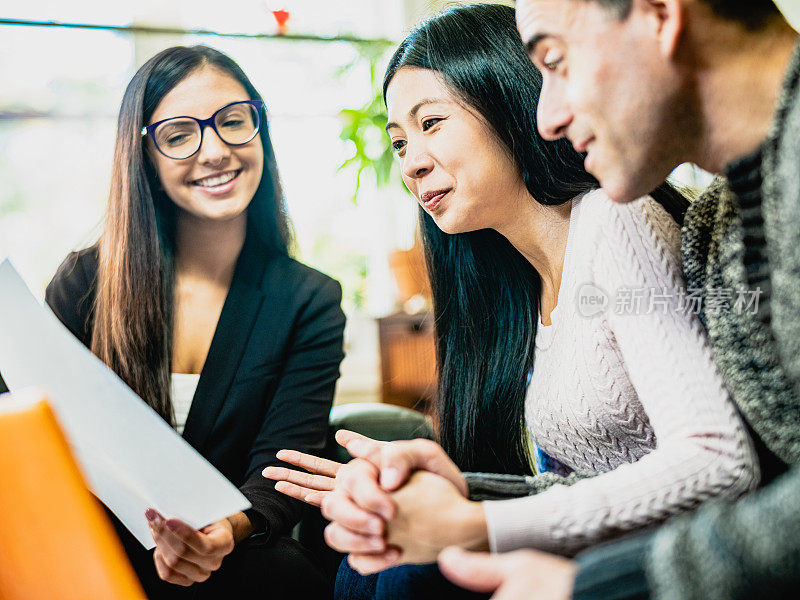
{"left": 384, "top": 4, "right": 688, "bottom": 475}
{"left": 92, "top": 45, "right": 292, "bottom": 424}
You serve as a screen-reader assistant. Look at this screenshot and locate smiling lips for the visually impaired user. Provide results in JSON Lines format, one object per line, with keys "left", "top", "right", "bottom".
{"left": 420, "top": 189, "right": 450, "bottom": 211}
{"left": 572, "top": 137, "right": 594, "bottom": 154}
{"left": 191, "top": 169, "right": 241, "bottom": 190}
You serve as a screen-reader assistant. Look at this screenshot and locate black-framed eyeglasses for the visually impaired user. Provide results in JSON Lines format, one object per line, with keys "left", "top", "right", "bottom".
{"left": 141, "top": 99, "right": 265, "bottom": 160}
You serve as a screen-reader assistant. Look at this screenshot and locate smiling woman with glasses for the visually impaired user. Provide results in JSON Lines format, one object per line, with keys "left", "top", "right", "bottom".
{"left": 42, "top": 45, "right": 344, "bottom": 599}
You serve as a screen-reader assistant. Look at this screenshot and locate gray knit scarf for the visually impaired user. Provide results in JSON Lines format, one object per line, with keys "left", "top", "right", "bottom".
{"left": 762, "top": 37, "right": 800, "bottom": 397}
{"left": 681, "top": 178, "right": 800, "bottom": 467}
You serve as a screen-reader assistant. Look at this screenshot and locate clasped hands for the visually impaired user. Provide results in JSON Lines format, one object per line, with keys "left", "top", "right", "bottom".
{"left": 263, "top": 430, "right": 489, "bottom": 573}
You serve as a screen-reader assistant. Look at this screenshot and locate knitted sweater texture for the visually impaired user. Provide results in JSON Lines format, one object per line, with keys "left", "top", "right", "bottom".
{"left": 646, "top": 39, "right": 800, "bottom": 600}
{"left": 475, "top": 190, "right": 757, "bottom": 555}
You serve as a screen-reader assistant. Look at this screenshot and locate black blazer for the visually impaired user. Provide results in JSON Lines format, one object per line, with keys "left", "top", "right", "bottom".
{"left": 2, "top": 232, "right": 345, "bottom": 540}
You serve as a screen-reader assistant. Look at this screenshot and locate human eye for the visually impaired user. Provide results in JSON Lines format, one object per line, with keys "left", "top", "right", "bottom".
{"left": 220, "top": 112, "right": 247, "bottom": 129}
{"left": 166, "top": 132, "right": 189, "bottom": 145}
{"left": 218, "top": 105, "right": 252, "bottom": 129}
{"left": 542, "top": 48, "right": 564, "bottom": 72}
{"left": 157, "top": 120, "right": 197, "bottom": 147}
{"left": 421, "top": 117, "right": 442, "bottom": 131}
{"left": 391, "top": 139, "right": 407, "bottom": 154}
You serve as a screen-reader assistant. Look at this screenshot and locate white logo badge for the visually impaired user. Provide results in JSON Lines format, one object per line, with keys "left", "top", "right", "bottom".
{"left": 576, "top": 283, "right": 609, "bottom": 318}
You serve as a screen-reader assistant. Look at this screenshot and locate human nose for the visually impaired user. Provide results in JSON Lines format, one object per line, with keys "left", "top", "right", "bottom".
{"left": 400, "top": 141, "right": 434, "bottom": 180}
{"left": 536, "top": 79, "right": 573, "bottom": 141}
{"left": 196, "top": 125, "right": 231, "bottom": 165}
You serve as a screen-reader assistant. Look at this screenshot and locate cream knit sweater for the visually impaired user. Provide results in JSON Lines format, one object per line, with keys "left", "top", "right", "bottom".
{"left": 483, "top": 189, "right": 759, "bottom": 555}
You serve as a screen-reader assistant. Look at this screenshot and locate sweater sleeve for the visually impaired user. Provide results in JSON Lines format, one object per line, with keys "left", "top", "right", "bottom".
{"left": 573, "top": 532, "right": 654, "bottom": 600}
{"left": 482, "top": 196, "right": 759, "bottom": 555}
{"left": 647, "top": 464, "right": 800, "bottom": 600}
{"left": 464, "top": 471, "right": 597, "bottom": 501}
{"left": 572, "top": 470, "right": 800, "bottom": 600}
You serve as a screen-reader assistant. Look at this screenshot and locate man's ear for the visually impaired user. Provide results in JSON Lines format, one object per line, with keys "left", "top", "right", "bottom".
{"left": 634, "top": 0, "right": 685, "bottom": 57}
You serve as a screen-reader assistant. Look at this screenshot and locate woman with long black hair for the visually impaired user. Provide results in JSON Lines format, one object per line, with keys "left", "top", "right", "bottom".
{"left": 42, "top": 45, "right": 344, "bottom": 598}
{"left": 265, "top": 4, "right": 758, "bottom": 599}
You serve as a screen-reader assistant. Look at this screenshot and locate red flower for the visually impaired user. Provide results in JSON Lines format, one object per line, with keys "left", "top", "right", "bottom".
{"left": 272, "top": 9, "right": 290, "bottom": 34}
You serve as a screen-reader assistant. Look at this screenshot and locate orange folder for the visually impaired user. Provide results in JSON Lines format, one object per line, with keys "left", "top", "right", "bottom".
{"left": 0, "top": 394, "right": 147, "bottom": 600}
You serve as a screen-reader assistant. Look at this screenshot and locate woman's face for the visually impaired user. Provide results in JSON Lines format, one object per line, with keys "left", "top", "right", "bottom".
{"left": 146, "top": 66, "right": 263, "bottom": 222}
{"left": 385, "top": 67, "right": 526, "bottom": 234}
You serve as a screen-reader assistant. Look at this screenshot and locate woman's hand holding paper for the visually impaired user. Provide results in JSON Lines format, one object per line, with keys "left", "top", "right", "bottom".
{"left": 145, "top": 508, "right": 240, "bottom": 586}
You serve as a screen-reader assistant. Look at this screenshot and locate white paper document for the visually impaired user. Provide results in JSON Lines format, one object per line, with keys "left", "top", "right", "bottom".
{"left": 0, "top": 259, "right": 251, "bottom": 549}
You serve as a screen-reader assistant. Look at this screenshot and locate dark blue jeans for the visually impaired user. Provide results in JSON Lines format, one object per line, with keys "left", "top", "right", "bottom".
{"left": 334, "top": 558, "right": 489, "bottom": 600}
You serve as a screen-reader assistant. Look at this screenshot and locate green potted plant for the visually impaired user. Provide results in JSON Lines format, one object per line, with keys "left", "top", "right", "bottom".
{"left": 337, "top": 41, "right": 400, "bottom": 201}
{"left": 337, "top": 42, "right": 431, "bottom": 312}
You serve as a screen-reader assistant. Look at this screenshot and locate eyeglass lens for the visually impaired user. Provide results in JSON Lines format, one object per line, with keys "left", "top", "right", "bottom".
{"left": 153, "top": 102, "right": 259, "bottom": 159}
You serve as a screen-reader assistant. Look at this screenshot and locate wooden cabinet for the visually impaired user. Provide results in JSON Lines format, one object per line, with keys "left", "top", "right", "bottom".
{"left": 376, "top": 312, "right": 437, "bottom": 411}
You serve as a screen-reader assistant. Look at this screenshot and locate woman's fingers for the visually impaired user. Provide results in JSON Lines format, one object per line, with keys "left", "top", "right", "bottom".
{"left": 148, "top": 511, "right": 188, "bottom": 559}
{"left": 150, "top": 521, "right": 212, "bottom": 569}
{"left": 162, "top": 518, "right": 215, "bottom": 555}
{"left": 335, "top": 430, "right": 385, "bottom": 464}
{"left": 323, "top": 521, "right": 387, "bottom": 554}
{"left": 336, "top": 433, "right": 467, "bottom": 496}
{"left": 347, "top": 549, "right": 402, "bottom": 575}
{"left": 153, "top": 548, "right": 195, "bottom": 586}
{"left": 338, "top": 433, "right": 413, "bottom": 490}
{"left": 264, "top": 454, "right": 339, "bottom": 507}
{"left": 263, "top": 465, "right": 335, "bottom": 492}
{"left": 153, "top": 547, "right": 211, "bottom": 585}
{"left": 380, "top": 439, "right": 467, "bottom": 495}
{"left": 274, "top": 480, "right": 328, "bottom": 506}
{"left": 147, "top": 511, "right": 227, "bottom": 572}
{"left": 320, "top": 490, "right": 385, "bottom": 537}
{"left": 275, "top": 449, "right": 341, "bottom": 478}
{"left": 335, "top": 458, "right": 395, "bottom": 520}
{"left": 304, "top": 491, "right": 327, "bottom": 506}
